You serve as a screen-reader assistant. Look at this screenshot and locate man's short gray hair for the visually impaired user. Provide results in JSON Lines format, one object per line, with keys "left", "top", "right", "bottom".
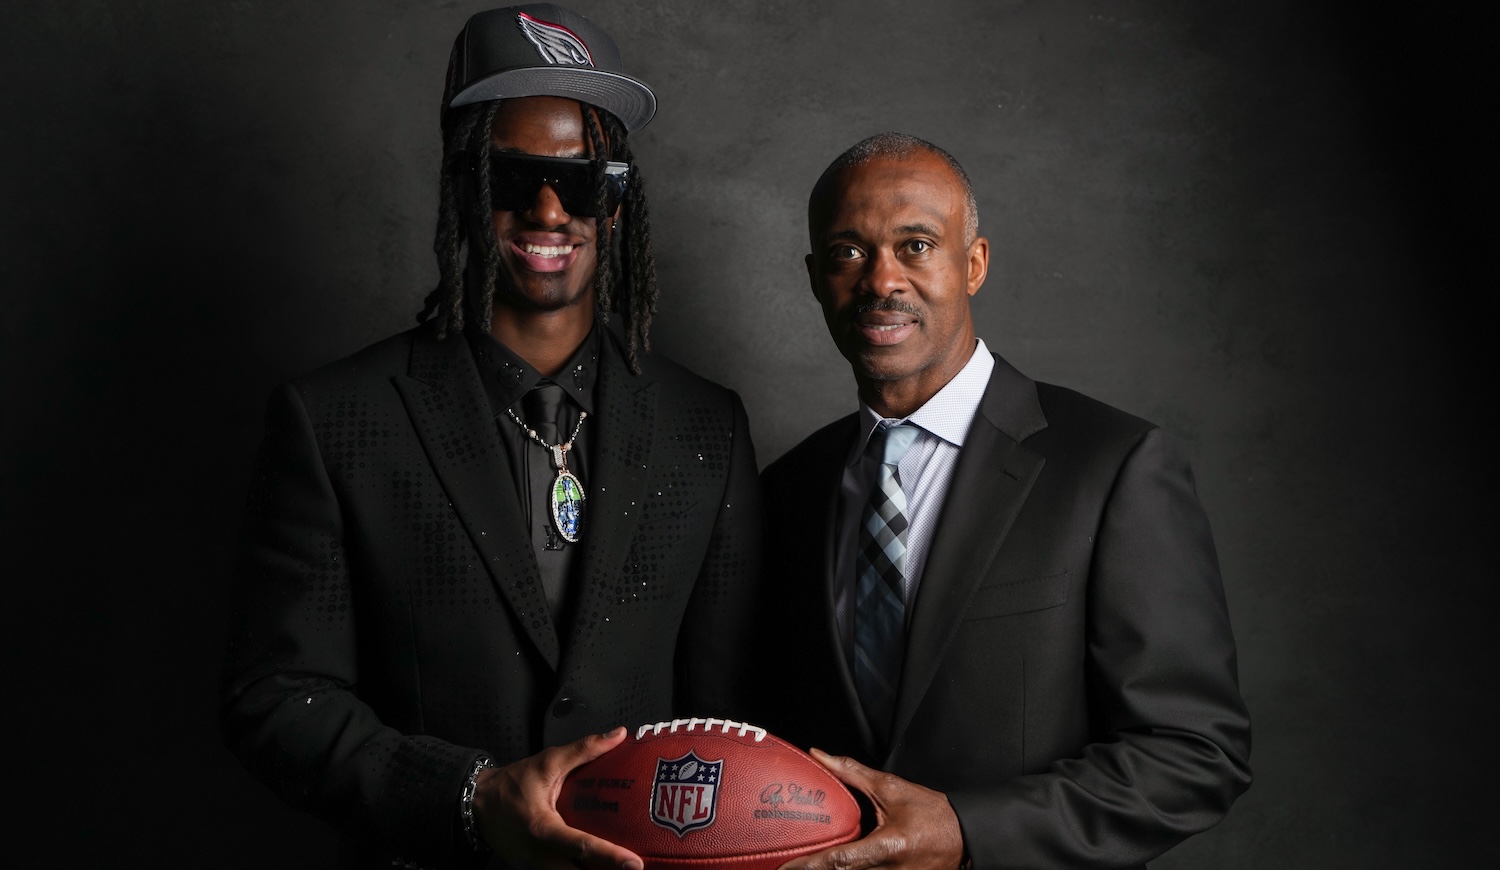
{"left": 811, "top": 132, "right": 980, "bottom": 245}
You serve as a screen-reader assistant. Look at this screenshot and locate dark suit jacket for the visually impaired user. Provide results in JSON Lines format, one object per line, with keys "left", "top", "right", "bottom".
{"left": 752, "top": 354, "right": 1250, "bottom": 870}
{"left": 221, "top": 322, "right": 761, "bottom": 868}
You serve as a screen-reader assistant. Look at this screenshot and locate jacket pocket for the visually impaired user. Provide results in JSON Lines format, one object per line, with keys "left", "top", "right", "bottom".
{"left": 962, "top": 570, "right": 1071, "bottom": 619}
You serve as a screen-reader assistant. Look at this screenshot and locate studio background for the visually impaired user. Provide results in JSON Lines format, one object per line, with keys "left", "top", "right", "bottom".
{"left": 3, "top": 0, "right": 1494, "bottom": 866}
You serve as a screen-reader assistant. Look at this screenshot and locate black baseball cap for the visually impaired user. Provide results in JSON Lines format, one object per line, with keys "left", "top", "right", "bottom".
{"left": 442, "top": 4, "right": 657, "bottom": 134}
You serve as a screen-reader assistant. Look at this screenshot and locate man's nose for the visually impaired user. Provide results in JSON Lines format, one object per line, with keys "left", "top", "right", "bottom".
{"left": 523, "top": 181, "right": 571, "bottom": 226}
{"left": 861, "top": 249, "right": 906, "bottom": 297}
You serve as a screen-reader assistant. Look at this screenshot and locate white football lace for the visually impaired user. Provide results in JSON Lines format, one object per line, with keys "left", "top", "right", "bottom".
{"left": 635, "top": 717, "right": 767, "bottom": 742}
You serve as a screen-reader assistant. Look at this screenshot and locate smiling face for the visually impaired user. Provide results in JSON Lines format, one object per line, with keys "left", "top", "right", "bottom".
{"left": 806, "top": 151, "right": 989, "bottom": 418}
{"left": 483, "top": 95, "right": 609, "bottom": 318}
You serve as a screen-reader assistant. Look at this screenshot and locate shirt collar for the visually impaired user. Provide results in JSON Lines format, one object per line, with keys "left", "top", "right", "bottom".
{"left": 467, "top": 325, "right": 600, "bottom": 418}
{"left": 846, "top": 338, "right": 995, "bottom": 467}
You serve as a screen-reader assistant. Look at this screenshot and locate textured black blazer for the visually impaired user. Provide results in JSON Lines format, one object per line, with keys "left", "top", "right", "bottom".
{"left": 221, "top": 322, "right": 761, "bottom": 867}
{"left": 752, "top": 354, "right": 1250, "bottom": 870}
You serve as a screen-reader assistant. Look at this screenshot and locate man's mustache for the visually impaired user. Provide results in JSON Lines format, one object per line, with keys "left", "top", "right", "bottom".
{"left": 851, "top": 299, "right": 923, "bottom": 318}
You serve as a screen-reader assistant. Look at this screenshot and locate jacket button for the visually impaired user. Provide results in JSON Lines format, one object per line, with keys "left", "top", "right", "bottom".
{"left": 552, "top": 697, "right": 574, "bottom": 717}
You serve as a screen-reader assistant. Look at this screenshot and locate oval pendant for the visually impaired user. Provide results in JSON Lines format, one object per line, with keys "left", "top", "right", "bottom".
{"left": 550, "top": 471, "right": 585, "bottom": 543}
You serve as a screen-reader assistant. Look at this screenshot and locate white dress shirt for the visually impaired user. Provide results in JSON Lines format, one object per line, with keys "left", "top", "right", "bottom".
{"left": 833, "top": 338, "right": 995, "bottom": 649}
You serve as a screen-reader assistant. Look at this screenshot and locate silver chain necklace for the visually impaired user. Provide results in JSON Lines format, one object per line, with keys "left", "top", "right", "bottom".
{"left": 506, "top": 407, "right": 587, "bottom": 543}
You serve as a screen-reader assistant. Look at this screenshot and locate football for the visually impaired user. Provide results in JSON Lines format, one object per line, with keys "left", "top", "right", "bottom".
{"left": 559, "top": 718, "right": 862, "bottom": 869}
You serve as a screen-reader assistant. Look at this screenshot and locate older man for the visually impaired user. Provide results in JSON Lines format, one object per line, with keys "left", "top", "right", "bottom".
{"left": 752, "top": 133, "right": 1250, "bottom": 870}
{"left": 221, "top": 6, "right": 760, "bottom": 868}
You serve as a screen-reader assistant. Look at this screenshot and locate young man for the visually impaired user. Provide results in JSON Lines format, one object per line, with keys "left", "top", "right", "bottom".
{"left": 221, "top": 7, "right": 760, "bottom": 868}
{"left": 752, "top": 133, "right": 1250, "bottom": 870}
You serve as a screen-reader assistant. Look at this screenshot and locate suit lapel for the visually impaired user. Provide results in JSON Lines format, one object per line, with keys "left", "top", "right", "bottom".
{"left": 562, "top": 333, "right": 656, "bottom": 662}
{"left": 393, "top": 326, "right": 560, "bottom": 668}
{"left": 888, "top": 355, "right": 1048, "bottom": 757}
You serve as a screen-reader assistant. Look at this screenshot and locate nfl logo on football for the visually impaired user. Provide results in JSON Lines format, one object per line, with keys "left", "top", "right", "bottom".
{"left": 651, "top": 751, "right": 723, "bottom": 836}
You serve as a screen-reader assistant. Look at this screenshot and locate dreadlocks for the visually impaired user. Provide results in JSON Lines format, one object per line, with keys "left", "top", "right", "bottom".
{"left": 417, "top": 100, "right": 660, "bottom": 373}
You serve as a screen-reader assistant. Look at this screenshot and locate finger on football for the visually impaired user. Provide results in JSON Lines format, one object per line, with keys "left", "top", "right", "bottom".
{"left": 528, "top": 810, "right": 645, "bottom": 870}
{"left": 778, "top": 835, "right": 893, "bottom": 870}
{"left": 551, "top": 726, "right": 629, "bottom": 773}
{"left": 553, "top": 825, "right": 643, "bottom": 870}
{"left": 808, "top": 748, "right": 880, "bottom": 794}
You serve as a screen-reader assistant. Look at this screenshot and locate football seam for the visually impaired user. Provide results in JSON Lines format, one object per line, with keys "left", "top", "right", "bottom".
{"left": 635, "top": 717, "right": 768, "bottom": 741}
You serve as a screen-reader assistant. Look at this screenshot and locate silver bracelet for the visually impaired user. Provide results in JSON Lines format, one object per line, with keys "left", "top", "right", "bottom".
{"left": 460, "top": 755, "right": 495, "bottom": 852}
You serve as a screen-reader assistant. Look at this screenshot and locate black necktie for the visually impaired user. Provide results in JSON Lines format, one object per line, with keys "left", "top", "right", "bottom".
{"left": 524, "top": 382, "right": 564, "bottom": 446}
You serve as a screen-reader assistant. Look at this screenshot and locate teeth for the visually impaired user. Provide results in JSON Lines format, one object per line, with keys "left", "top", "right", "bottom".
{"left": 522, "top": 243, "right": 574, "bottom": 257}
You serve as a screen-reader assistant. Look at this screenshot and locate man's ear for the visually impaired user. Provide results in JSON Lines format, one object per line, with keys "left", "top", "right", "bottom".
{"left": 966, "top": 236, "right": 989, "bottom": 297}
{"left": 805, "top": 252, "right": 820, "bottom": 299}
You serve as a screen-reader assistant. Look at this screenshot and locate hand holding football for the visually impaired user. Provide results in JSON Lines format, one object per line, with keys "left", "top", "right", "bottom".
{"left": 559, "top": 718, "right": 862, "bottom": 870}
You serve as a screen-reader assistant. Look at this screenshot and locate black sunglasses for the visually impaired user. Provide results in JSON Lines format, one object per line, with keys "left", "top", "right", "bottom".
{"left": 478, "top": 152, "right": 631, "bottom": 216}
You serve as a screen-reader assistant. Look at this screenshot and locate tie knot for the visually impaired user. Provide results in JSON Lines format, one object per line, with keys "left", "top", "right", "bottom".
{"left": 523, "top": 382, "right": 567, "bottom": 443}
{"left": 872, "top": 422, "right": 919, "bottom": 467}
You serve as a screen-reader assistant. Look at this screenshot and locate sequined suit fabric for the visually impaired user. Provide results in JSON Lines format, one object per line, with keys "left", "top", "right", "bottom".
{"left": 751, "top": 353, "right": 1251, "bottom": 870}
{"left": 221, "top": 322, "right": 761, "bottom": 868}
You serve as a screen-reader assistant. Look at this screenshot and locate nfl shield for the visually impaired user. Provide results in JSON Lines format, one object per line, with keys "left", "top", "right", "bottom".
{"left": 651, "top": 751, "right": 723, "bottom": 837}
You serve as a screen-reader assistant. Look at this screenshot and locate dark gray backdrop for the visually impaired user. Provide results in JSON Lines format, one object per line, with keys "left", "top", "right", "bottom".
{"left": 3, "top": 0, "right": 1494, "bottom": 866}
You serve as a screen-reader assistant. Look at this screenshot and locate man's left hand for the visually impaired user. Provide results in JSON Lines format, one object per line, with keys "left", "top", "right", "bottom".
{"left": 779, "top": 748, "right": 965, "bottom": 870}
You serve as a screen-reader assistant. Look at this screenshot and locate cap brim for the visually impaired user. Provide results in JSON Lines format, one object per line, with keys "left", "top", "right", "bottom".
{"left": 448, "top": 66, "right": 657, "bottom": 132}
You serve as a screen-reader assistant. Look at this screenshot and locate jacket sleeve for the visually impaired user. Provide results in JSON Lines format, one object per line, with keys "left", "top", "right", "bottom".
{"left": 946, "top": 428, "right": 1252, "bottom": 869}
{"left": 220, "top": 383, "right": 482, "bottom": 867}
{"left": 672, "top": 390, "right": 765, "bottom": 720}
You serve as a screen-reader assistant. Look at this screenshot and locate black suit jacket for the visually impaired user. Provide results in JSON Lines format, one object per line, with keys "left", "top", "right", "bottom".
{"left": 222, "top": 322, "right": 761, "bottom": 867}
{"left": 752, "top": 354, "right": 1250, "bottom": 870}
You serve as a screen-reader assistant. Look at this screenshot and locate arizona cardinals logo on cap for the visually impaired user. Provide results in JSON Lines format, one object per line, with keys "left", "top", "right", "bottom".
{"left": 516, "top": 11, "right": 594, "bottom": 67}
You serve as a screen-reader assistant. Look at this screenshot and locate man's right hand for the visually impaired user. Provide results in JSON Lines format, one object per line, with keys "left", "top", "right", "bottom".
{"left": 472, "top": 727, "right": 644, "bottom": 870}
{"left": 780, "top": 749, "right": 965, "bottom": 870}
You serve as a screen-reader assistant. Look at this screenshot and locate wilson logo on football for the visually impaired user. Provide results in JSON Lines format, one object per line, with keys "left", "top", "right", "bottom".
{"left": 651, "top": 751, "right": 722, "bottom": 836}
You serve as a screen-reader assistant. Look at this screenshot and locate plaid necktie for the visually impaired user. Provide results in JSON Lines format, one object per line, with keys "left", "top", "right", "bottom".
{"left": 853, "top": 421, "right": 920, "bottom": 747}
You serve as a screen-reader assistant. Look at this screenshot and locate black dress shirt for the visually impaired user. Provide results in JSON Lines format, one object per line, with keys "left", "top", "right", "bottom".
{"left": 467, "top": 327, "right": 600, "bottom": 633}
